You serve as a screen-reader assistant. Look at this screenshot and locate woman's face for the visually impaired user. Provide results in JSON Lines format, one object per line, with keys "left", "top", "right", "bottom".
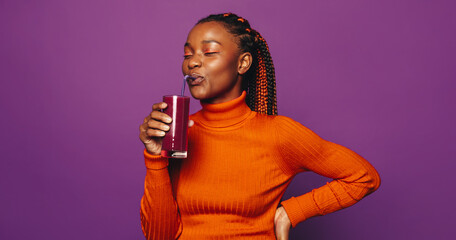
{"left": 182, "top": 21, "right": 250, "bottom": 104}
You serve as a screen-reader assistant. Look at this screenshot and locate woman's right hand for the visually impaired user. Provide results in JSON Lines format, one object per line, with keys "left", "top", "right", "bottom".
{"left": 139, "top": 102, "right": 194, "bottom": 155}
{"left": 139, "top": 102, "right": 173, "bottom": 155}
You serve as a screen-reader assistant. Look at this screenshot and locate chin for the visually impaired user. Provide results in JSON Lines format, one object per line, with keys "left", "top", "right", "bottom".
{"left": 188, "top": 87, "right": 208, "bottom": 100}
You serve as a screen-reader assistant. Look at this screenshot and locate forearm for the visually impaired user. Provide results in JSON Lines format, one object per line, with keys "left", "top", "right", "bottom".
{"left": 140, "top": 150, "right": 181, "bottom": 240}
{"left": 281, "top": 142, "right": 381, "bottom": 227}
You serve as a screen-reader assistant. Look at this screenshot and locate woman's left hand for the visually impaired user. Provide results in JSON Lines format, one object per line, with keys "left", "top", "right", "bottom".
{"left": 274, "top": 206, "right": 291, "bottom": 240}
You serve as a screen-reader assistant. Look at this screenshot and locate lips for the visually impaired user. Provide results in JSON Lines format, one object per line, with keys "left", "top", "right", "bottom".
{"left": 187, "top": 73, "right": 205, "bottom": 86}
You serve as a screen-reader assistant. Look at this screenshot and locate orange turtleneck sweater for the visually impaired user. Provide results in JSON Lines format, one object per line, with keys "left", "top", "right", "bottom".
{"left": 140, "top": 91, "right": 380, "bottom": 239}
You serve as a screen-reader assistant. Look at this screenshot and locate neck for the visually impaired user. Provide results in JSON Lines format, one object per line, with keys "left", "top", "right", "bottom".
{"left": 194, "top": 91, "right": 253, "bottom": 128}
{"left": 200, "top": 91, "right": 242, "bottom": 105}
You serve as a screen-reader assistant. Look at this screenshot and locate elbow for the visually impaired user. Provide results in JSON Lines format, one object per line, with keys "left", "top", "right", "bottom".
{"left": 366, "top": 167, "right": 381, "bottom": 195}
{"left": 348, "top": 167, "right": 381, "bottom": 200}
{"left": 373, "top": 170, "right": 381, "bottom": 191}
{"left": 346, "top": 168, "right": 381, "bottom": 203}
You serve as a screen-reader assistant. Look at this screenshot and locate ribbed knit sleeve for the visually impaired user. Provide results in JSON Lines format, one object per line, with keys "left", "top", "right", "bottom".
{"left": 275, "top": 116, "right": 381, "bottom": 228}
{"left": 140, "top": 149, "right": 182, "bottom": 240}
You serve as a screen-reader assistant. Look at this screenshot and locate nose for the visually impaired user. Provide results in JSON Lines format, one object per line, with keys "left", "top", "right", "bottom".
{"left": 188, "top": 55, "right": 202, "bottom": 69}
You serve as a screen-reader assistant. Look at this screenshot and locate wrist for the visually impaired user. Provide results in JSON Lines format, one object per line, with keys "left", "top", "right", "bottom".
{"left": 146, "top": 149, "right": 161, "bottom": 156}
{"left": 143, "top": 149, "right": 168, "bottom": 169}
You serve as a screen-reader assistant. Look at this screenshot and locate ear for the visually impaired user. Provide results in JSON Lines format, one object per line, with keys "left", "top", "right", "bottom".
{"left": 238, "top": 52, "right": 253, "bottom": 75}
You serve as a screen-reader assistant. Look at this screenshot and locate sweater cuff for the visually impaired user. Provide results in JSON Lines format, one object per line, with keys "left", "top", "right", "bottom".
{"left": 281, "top": 195, "right": 321, "bottom": 228}
{"left": 144, "top": 149, "right": 169, "bottom": 169}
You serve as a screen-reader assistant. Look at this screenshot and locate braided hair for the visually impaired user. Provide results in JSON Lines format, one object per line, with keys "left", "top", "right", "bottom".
{"left": 197, "top": 13, "right": 278, "bottom": 115}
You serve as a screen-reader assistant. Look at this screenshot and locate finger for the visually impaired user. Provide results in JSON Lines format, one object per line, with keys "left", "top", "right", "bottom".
{"left": 152, "top": 102, "right": 167, "bottom": 111}
{"left": 139, "top": 123, "right": 155, "bottom": 140}
{"left": 275, "top": 229, "right": 288, "bottom": 240}
{"left": 147, "top": 119, "right": 170, "bottom": 132}
{"left": 139, "top": 124, "right": 153, "bottom": 141}
{"left": 146, "top": 128, "right": 166, "bottom": 137}
{"left": 139, "top": 122, "right": 147, "bottom": 133}
{"left": 275, "top": 230, "right": 282, "bottom": 240}
{"left": 283, "top": 228, "right": 290, "bottom": 240}
{"left": 139, "top": 128, "right": 150, "bottom": 142}
{"left": 143, "top": 114, "right": 151, "bottom": 124}
{"left": 150, "top": 111, "right": 172, "bottom": 123}
{"left": 188, "top": 119, "right": 194, "bottom": 127}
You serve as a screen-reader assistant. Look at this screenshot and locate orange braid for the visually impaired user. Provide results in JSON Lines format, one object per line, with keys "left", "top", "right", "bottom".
{"left": 253, "top": 33, "right": 276, "bottom": 115}
{"left": 255, "top": 50, "right": 268, "bottom": 114}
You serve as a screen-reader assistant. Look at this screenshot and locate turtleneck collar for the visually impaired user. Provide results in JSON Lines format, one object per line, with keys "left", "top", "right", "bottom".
{"left": 194, "top": 91, "right": 253, "bottom": 128}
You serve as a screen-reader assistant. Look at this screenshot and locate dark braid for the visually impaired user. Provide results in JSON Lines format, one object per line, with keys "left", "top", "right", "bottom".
{"left": 197, "top": 13, "right": 278, "bottom": 115}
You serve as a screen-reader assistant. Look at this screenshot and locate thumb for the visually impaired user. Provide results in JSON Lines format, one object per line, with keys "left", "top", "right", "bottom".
{"left": 188, "top": 120, "right": 194, "bottom": 128}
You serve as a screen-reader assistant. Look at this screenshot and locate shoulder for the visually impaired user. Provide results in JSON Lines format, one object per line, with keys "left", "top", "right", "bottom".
{"left": 251, "top": 113, "right": 294, "bottom": 121}
{"left": 254, "top": 114, "right": 305, "bottom": 127}
{"left": 272, "top": 115, "right": 299, "bottom": 124}
{"left": 248, "top": 113, "right": 303, "bottom": 125}
{"left": 250, "top": 114, "right": 313, "bottom": 135}
{"left": 264, "top": 115, "right": 323, "bottom": 143}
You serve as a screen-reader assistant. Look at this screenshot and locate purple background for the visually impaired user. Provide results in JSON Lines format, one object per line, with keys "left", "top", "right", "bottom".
{"left": 1, "top": 0, "right": 455, "bottom": 239}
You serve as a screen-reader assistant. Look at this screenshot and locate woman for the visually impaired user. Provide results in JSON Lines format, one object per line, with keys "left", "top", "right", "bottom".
{"left": 139, "top": 13, "right": 380, "bottom": 240}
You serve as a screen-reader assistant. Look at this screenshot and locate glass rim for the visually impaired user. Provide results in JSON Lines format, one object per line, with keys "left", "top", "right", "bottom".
{"left": 163, "top": 95, "right": 190, "bottom": 98}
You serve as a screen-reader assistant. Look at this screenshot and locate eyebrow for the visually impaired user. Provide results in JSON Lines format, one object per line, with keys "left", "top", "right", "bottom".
{"left": 202, "top": 40, "right": 222, "bottom": 45}
{"left": 184, "top": 40, "right": 222, "bottom": 47}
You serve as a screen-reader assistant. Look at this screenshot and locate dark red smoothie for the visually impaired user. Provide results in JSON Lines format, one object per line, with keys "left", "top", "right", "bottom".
{"left": 161, "top": 95, "right": 190, "bottom": 158}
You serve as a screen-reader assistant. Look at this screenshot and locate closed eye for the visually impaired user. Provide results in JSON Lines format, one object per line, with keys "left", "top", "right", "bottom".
{"left": 204, "top": 52, "right": 219, "bottom": 56}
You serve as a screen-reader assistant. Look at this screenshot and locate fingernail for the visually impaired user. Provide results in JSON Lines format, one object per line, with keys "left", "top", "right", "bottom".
{"left": 164, "top": 125, "right": 170, "bottom": 131}
{"left": 159, "top": 131, "right": 165, "bottom": 136}
{"left": 165, "top": 117, "right": 172, "bottom": 123}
